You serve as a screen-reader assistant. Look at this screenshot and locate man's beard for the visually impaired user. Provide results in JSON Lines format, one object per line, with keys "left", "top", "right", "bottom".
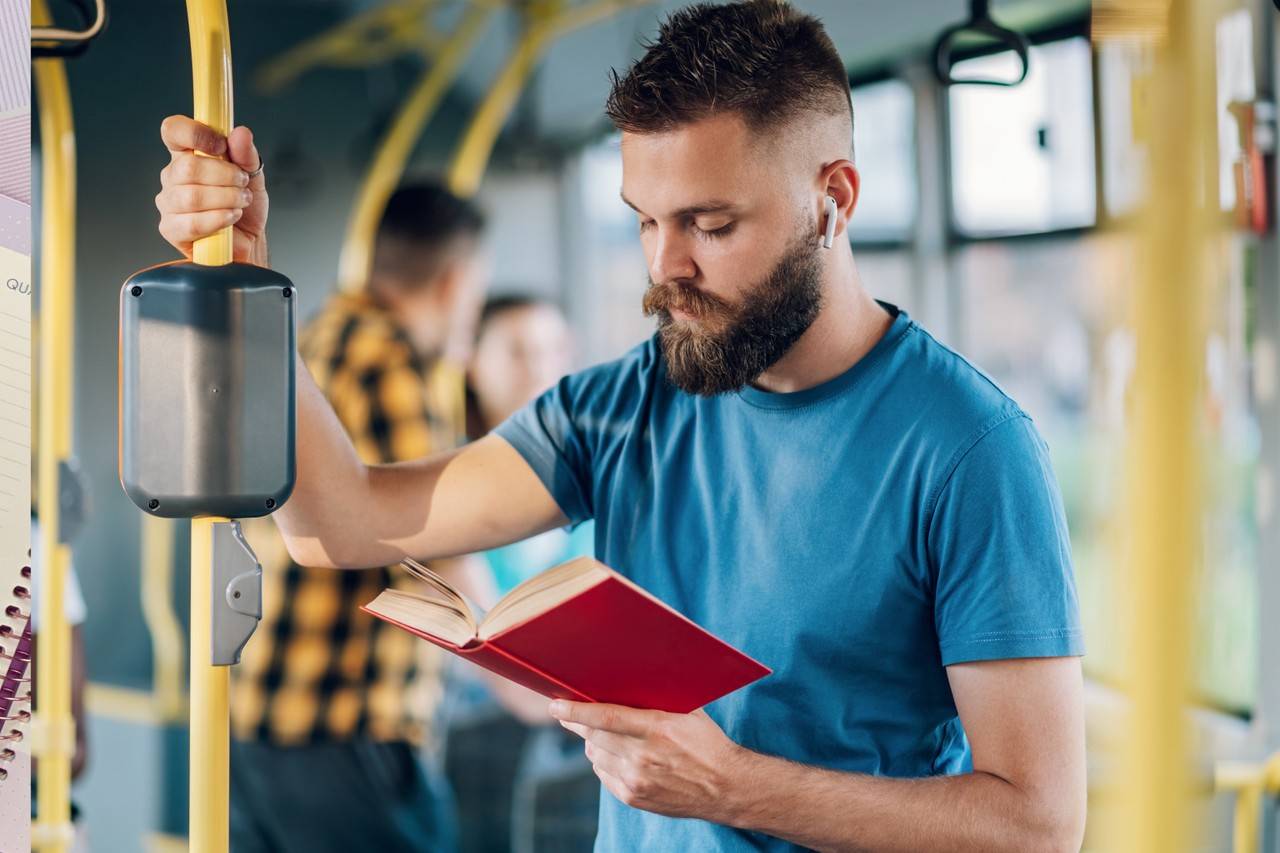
{"left": 642, "top": 234, "right": 823, "bottom": 397}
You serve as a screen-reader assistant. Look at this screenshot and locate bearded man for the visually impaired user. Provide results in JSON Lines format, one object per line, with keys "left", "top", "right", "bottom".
{"left": 152, "top": 3, "right": 1086, "bottom": 851}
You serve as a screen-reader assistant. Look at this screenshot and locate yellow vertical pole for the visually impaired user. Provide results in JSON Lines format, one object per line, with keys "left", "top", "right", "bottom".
{"left": 31, "top": 0, "right": 77, "bottom": 850}
{"left": 184, "top": 1, "right": 234, "bottom": 851}
{"left": 188, "top": 517, "right": 227, "bottom": 853}
{"left": 1107, "top": 1, "right": 1211, "bottom": 851}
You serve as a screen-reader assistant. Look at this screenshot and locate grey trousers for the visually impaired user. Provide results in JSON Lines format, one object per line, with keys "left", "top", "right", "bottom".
{"left": 230, "top": 738, "right": 459, "bottom": 853}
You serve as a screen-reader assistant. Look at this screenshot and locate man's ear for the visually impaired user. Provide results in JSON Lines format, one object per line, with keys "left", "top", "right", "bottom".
{"left": 429, "top": 256, "right": 465, "bottom": 308}
{"left": 819, "top": 159, "right": 860, "bottom": 242}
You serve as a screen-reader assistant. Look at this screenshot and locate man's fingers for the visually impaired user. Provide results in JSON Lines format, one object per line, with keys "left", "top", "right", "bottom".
{"left": 549, "top": 700, "right": 655, "bottom": 737}
{"left": 558, "top": 720, "right": 591, "bottom": 739}
{"left": 232, "top": 230, "right": 263, "bottom": 267}
{"left": 156, "top": 185, "right": 251, "bottom": 215}
{"left": 159, "top": 209, "right": 243, "bottom": 247}
{"left": 584, "top": 739, "right": 628, "bottom": 778}
{"left": 590, "top": 762, "right": 637, "bottom": 807}
{"left": 160, "top": 115, "right": 226, "bottom": 157}
{"left": 161, "top": 154, "right": 249, "bottom": 190}
{"left": 558, "top": 720, "right": 628, "bottom": 757}
{"left": 226, "top": 126, "right": 264, "bottom": 187}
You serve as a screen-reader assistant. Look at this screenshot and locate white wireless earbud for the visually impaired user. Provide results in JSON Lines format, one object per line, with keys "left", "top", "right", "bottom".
{"left": 822, "top": 195, "right": 838, "bottom": 249}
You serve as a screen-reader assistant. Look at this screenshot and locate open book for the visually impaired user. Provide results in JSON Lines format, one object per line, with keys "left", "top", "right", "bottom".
{"left": 362, "top": 557, "right": 770, "bottom": 714}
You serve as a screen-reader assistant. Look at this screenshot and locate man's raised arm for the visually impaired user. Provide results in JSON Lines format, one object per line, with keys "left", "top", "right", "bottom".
{"left": 275, "top": 357, "right": 566, "bottom": 568}
{"left": 156, "top": 115, "right": 568, "bottom": 569}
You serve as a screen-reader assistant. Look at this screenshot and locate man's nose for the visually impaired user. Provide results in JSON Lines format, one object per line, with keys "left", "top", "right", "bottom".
{"left": 649, "top": 228, "right": 697, "bottom": 284}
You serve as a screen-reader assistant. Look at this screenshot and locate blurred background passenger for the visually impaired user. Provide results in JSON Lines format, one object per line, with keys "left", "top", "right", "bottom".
{"left": 466, "top": 296, "right": 593, "bottom": 592}
{"left": 230, "top": 181, "right": 489, "bottom": 853}
{"left": 443, "top": 294, "right": 598, "bottom": 853}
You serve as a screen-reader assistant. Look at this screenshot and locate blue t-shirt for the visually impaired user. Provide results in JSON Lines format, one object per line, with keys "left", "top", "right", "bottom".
{"left": 495, "top": 304, "right": 1083, "bottom": 852}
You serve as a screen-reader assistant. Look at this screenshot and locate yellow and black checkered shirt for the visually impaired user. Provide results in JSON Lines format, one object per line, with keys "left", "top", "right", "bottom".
{"left": 231, "top": 292, "right": 464, "bottom": 747}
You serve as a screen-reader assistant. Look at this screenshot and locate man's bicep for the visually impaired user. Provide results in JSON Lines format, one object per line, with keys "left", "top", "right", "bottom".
{"left": 947, "top": 657, "right": 1086, "bottom": 826}
{"left": 367, "top": 433, "right": 569, "bottom": 562}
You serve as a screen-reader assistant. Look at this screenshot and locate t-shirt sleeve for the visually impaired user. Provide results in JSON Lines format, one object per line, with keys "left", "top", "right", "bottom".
{"left": 927, "top": 413, "right": 1085, "bottom": 666}
{"left": 494, "top": 375, "right": 595, "bottom": 525}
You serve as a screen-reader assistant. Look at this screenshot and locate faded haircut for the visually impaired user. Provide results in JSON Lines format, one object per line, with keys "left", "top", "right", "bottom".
{"left": 605, "top": 0, "right": 852, "bottom": 144}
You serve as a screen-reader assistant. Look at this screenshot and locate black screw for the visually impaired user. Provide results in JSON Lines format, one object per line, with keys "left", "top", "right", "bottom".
{"left": 265, "top": 498, "right": 276, "bottom": 510}
{"left": 282, "top": 287, "right": 292, "bottom": 298}
{"left": 147, "top": 498, "right": 159, "bottom": 510}
{"left": 233, "top": 591, "right": 241, "bottom": 599}
{"left": 130, "top": 285, "right": 142, "bottom": 297}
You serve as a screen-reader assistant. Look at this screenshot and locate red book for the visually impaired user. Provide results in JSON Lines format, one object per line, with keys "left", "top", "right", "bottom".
{"left": 361, "top": 557, "right": 770, "bottom": 714}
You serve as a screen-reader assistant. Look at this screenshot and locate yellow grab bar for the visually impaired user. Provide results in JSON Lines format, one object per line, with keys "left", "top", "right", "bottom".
{"left": 254, "top": 0, "right": 439, "bottom": 95}
{"left": 184, "top": 1, "right": 235, "bottom": 851}
{"left": 32, "top": 0, "right": 78, "bottom": 849}
{"left": 445, "top": 0, "right": 648, "bottom": 198}
{"left": 1101, "top": 1, "right": 1213, "bottom": 850}
{"left": 1216, "top": 752, "right": 1280, "bottom": 853}
{"left": 337, "top": 4, "right": 491, "bottom": 291}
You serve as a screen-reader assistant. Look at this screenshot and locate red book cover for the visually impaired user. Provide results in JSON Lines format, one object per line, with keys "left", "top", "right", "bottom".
{"left": 362, "top": 574, "right": 770, "bottom": 714}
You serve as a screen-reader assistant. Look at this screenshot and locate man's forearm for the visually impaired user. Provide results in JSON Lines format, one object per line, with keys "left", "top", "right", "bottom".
{"left": 722, "top": 749, "right": 1080, "bottom": 853}
{"left": 272, "top": 352, "right": 565, "bottom": 569}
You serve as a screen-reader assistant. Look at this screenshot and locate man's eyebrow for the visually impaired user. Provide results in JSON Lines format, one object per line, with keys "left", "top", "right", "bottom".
{"left": 619, "top": 192, "right": 739, "bottom": 219}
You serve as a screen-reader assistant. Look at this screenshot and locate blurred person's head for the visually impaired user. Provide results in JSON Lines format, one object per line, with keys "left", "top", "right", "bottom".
{"left": 606, "top": 0, "right": 857, "bottom": 396}
{"left": 466, "top": 295, "right": 574, "bottom": 436}
{"left": 368, "top": 182, "right": 489, "bottom": 363}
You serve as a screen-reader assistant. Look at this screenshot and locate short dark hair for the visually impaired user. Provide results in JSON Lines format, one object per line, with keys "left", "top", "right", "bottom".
{"left": 476, "top": 293, "right": 562, "bottom": 336}
{"left": 605, "top": 1, "right": 851, "bottom": 135}
{"left": 371, "top": 181, "right": 485, "bottom": 288}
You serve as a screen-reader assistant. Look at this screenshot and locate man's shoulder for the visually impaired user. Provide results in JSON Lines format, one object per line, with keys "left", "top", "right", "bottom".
{"left": 891, "top": 320, "right": 1028, "bottom": 442}
{"left": 560, "top": 335, "right": 663, "bottom": 406}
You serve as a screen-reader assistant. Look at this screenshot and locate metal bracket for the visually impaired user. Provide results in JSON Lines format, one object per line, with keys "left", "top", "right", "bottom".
{"left": 210, "top": 521, "right": 262, "bottom": 666}
{"left": 57, "top": 457, "right": 90, "bottom": 545}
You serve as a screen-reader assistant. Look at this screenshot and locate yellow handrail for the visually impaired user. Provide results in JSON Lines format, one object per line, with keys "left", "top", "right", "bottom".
{"left": 1216, "top": 752, "right": 1280, "bottom": 853}
{"left": 254, "top": 0, "right": 440, "bottom": 95}
{"left": 445, "top": 0, "right": 647, "bottom": 197}
{"left": 187, "top": 0, "right": 234, "bottom": 268}
{"left": 31, "top": 0, "right": 77, "bottom": 849}
{"left": 337, "top": 4, "right": 492, "bottom": 291}
{"left": 188, "top": 516, "right": 229, "bottom": 853}
{"left": 184, "top": 1, "right": 235, "bottom": 851}
{"left": 338, "top": 0, "right": 649, "bottom": 290}
{"left": 1100, "top": 1, "right": 1212, "bottom": 851}
{"left": 433, "top": 0, "right": 648, "bottom": 425}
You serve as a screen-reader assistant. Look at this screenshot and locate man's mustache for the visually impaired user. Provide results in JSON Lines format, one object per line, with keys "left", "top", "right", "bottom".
{"left": 642, "top": 280, "right": 732, "bottom": 320}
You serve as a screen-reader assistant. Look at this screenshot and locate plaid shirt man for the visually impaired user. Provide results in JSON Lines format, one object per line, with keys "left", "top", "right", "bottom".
{"left": 232, "top": 291, "right": 464, "bottom": 746}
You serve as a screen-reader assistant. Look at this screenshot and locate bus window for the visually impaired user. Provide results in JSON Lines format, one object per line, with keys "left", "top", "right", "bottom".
{"left": 948, "top": 36, "right": 1096, "bottom": 237}
{"left": 849, "top": 78, "right": 916, "bottom": 244}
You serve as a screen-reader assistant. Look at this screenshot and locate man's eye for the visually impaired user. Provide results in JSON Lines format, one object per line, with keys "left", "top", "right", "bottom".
{"left": 638, "top": 219, "right": 656, "bottom": 233}
{"left": 695, "top": 222, "right": 735, "bottom": 239}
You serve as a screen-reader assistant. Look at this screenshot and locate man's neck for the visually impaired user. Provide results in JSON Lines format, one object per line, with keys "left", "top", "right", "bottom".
{"left": 750, "top": 256, "right": 891, "bottom": 395}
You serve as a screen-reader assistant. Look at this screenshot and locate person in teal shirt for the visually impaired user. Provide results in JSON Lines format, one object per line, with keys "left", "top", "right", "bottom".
{"left": 447, "top": 294, "right": 597, "bottom": 850}
{"left": 466, "top": 294, "right": 595, "bottom": 592}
